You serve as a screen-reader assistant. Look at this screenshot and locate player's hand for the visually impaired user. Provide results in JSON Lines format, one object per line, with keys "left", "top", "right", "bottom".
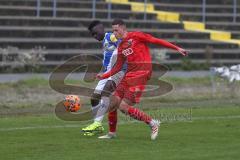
{"left": 178, "top": 48, "right": 188, "bottom": 56}
{"left": 96, "top": 73, "right": 103, "bottom": 79}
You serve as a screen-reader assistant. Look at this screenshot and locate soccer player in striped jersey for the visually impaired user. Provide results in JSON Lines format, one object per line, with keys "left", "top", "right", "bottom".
{"left": 82, "top": 20, "right": 126, "bottom": 138}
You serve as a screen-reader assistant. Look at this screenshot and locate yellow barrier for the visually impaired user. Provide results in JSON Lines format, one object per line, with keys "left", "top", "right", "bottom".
{"left": 130, "top": 2, "right": 154, "bottom": 12}
{"left": 156, "top": 11, "right": 180, "bottom": 23}
{"left": 183, "top": 21, "right": 205, "bottom": 31}
{"left": 105, "top": 0, "right": 240, "bottom": 46}
{"left": 106, "top": 0, "right": 128, "bottom": 4}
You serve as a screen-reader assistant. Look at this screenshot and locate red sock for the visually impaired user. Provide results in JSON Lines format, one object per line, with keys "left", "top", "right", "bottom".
{"left": 127, "top": 106, "right": 152, "bottom": 124}
{"left": 108, "top": 110, "right": 118, "bottom": 133}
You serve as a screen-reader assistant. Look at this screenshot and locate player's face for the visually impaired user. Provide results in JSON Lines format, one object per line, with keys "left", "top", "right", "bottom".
{"left": 90, "top": 24, "right": 105, "bottom": 41}
{"left": 112, "top": 24, "right": 125, "bottom": 39}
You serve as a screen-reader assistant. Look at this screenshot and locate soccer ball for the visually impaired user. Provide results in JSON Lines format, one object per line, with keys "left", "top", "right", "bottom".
{"left": 63, "top": 95, "right": 81, "bottom": 112}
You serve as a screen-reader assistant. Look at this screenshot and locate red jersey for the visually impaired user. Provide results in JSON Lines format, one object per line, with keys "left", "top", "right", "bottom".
{"left": 101, "top": 31, "right": 181, "bottom": 79}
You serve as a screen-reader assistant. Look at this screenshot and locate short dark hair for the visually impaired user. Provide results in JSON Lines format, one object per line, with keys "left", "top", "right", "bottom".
{"left": 88, "top": 20, "right": 101, "bottom": 31}
{"left": 112, "top": 19, "right": 125, "bottom": 26}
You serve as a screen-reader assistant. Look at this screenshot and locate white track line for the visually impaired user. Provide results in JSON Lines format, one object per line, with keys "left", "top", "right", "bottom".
{"left": 0, "top": 115, "right": 240, "bottom": 132}
{"left": 0, "top": 124, "right": 82, "bottom": 132}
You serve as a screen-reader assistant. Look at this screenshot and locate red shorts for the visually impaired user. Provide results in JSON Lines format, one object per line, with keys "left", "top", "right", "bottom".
{"left": 114, "top": 72, "right": 149, "bottom": 104}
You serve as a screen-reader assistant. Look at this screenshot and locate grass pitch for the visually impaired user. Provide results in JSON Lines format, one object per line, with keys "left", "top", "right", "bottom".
{"left": 1, "top": 105, "right": 240, "bottom": 160}
{"left": 0, "top": 77, "right": 240, "bottom": 160}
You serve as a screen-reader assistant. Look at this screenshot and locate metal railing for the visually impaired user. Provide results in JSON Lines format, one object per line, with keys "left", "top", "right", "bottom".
{"left": 233, "top": 0, "right": 237, "bottom": 23}
{"left": 36, "top": 0, "right": 57, "bottom": 17}
{"left": 200, "top": 0, "right": 238, "bottom": 23}
{"left": 202, "top": 0, "right": 206, "bottom": 22}
{"left": 36, "top": 0, "right": 41, "bottom": 17}
{"left": 35, "top": 0, "right": 238, "bottom": 23}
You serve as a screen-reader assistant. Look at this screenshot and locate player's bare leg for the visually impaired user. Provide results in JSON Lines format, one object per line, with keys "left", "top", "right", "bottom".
{"left": 119, "top": 98, "right": 160, "bottom": 140}
{"left": 82, "top": 80, "right": 119, "bottom": 137}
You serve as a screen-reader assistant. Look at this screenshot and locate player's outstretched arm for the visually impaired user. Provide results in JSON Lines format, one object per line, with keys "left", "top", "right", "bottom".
{"left": 137, "top": 32, "right": 188, "bottom": 56}
{"left": 149, "top": 36, "right": 188, "bottom": 56}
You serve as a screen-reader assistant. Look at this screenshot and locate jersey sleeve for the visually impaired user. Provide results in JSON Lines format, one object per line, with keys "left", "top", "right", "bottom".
{"left": 135, "top": 32, "right": 181, "bottom": 51}
{"left": 101, "top": 52, "right": 125, "bottom": 79}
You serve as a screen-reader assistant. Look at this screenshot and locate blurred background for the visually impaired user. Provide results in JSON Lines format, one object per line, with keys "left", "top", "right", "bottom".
{"left": 0, "top": 0, "right": 239, "bottom": 73}
{"left": 0, "top": 1, "right": 240, "bottom": 160}
{"left": 0, "top": 0, "right": 240, "bottom": 119}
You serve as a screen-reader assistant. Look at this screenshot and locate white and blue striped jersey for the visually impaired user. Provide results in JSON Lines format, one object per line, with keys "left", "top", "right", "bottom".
{"left": 102, "top": 32, "right": 119, "bottom": 71}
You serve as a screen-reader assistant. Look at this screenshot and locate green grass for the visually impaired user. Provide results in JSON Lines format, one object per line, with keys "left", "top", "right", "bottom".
{"left": 1, "top": 76, "right": 239, "bottom": 88}
{"left": 0, "top": 76, "right": 214, "bottom": 87}
{"left": 1, "top": 77, "right": 240, "bottom": 160}
{"left": 1, "top": 105, "right": 240, "bottom": 160}
{"left": 161, "top": 76, "right": 212, "bottom": 85}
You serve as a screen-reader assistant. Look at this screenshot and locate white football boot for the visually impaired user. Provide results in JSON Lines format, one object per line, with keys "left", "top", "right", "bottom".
{"left": 150, "top": 119, "right": 160, "bottom": 140}
{"left": 98, "top": 132, "right": 117, "bottom": 139}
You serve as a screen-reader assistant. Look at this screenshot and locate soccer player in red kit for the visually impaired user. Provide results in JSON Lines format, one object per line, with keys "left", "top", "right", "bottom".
{"left": 97, "top": 19, "right": 188, "bottom": 140}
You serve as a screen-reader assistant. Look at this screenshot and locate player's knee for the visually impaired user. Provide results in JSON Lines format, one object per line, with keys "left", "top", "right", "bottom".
{"left": 101, "top": 80, "right": 116, "bottom": 97}
{"left": 91, "top": 93, "right": 101, "bottom": 107}
{"left": 91, "top": 97, "right": 99, "bottom": 107}
{"left": 119, "top": 103, "right": 129, "bottom": 114}
{"left": 119, "top": 98, "right": 134, "bottom": 114}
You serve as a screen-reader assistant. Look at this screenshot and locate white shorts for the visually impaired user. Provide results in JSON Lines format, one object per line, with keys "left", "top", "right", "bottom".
{"left": 94, "top": 70, "right": 125, "bottom": 94}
